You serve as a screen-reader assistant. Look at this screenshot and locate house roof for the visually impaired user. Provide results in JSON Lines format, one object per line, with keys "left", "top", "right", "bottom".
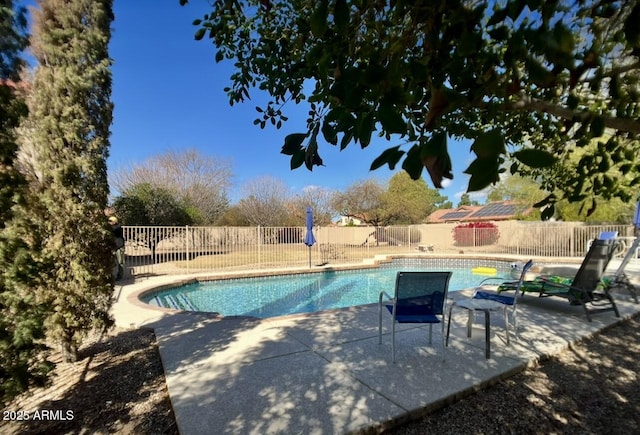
{"left": 428, "top": 205, "right": 482, "bottom": 223}
{"left": 427, "top": 201, "right": 532, "bottom": 223}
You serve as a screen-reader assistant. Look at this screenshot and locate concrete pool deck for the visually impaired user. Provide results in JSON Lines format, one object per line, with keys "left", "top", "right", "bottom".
{"left": 111, "top": 257, "right": 640, "bottom": 434}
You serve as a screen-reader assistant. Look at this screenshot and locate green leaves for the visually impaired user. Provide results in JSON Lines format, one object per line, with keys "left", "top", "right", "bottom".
{"left": 281, "top": 133, "right": 306, "bottom": 155}
{"left": 419, "top": 132, "right": 453, "bottom": 188}
{"left": 377, "top": 104, "right": 406, "bottom": 135}
{"left": 22, "top": 0, "right": 116, "bottom": 368}
{"left": 281, "top": 129, "right": 323, "bottom": 171}
{"left": 281, "top": 133, "right": 307, "bottom": 170}
{"left": 188, "top": 0, "right": 640, "bottom": 215}
{"left": 465, "top": 130, "right": 505, "bottom": 192}
{"left": 399, "top": 145, "right": 422, "bottom": 180}
{"left": 467, "top": 132, "right": 557, "bottom": 192}
{"left": 356, "top": 112, "right": 375, "bottom": 147}
{"left": 553, "top": 23, "right": 575, "bottom": 55}
{"left": 334, "top": 0, "right": 349, "bottom": 35}
{"left": 321, "top": 120, "right": 338, "bottom": 145}
{"left": 310, "top": 0, "right": 328, "bottom": 37}
{"left": 624, "top": 3, "right": 640, "bottom": 48}
{"left": 194, "top": 28, "right": 206, "bottom": 41}
{"left": 526, "top": 58, "right": 556, "bottom": 88}
{"left": 464, "top": 158, "right": 501, "bottom": 192}
{"left": 304, "top": 127, "right": 323, "bottom": 170}
{"left": 590, "top": 116, "right": 605, "bottom": 137}
{"left": 370, "top": 146, "right": 405, "bottom": 171}
{"left": 513, "top": 149, "right": 557, "bottom": 168}
{"left": 470, "top": 129, "right": 505, "bottom": 158}
{"left": 487, "top": 6, "right": 509, "bottom": 27}
{"left": 371, "top": 133, "right": 452, "bottom": 188}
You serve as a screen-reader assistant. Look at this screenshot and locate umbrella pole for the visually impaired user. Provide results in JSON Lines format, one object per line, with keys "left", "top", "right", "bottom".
{"left": 308, "top": 247, "right": 312, "bottom": 268}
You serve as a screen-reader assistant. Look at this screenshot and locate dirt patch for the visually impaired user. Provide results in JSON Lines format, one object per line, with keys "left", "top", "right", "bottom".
{"left": 385, "top": 313, "right": 640, "bottom": 434}
{"left": 1, "top": 328, "right": 177, "bottom": 435}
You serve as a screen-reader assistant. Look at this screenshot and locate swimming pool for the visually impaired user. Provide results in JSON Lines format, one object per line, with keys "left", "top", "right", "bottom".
{"left": 142, "top": 258, "right": 517, "bottom": 318}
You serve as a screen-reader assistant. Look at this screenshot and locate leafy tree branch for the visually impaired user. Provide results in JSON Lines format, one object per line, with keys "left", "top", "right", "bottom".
{"left": 181, "top": 0, "right": 640, "bottom": 217}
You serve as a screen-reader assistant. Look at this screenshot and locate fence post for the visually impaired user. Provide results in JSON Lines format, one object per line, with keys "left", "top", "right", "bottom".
{"left": 570, "top": 228, "right": 575, "bottom": 257}
{"left": 185, "top": 225, "right": 190, "bottom": 274}
{"left": 258, "top": 225, "right": 262, "bottom": 269}
{"left": 410, "top": 226, "right": 414, "bottom": 252}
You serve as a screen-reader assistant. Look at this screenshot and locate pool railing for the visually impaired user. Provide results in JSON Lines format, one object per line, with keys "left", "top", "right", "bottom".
{"left": 118, "top": 223, "right": 638, "bottom": 278}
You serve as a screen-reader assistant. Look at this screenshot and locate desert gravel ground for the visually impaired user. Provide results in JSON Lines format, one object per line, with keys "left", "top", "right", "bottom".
{"left": 1, "top": 328, "right": 178, "bottom": 435}
{"left": 2, "top": 313, "right": 639, "bottom": 435}
{"left": 386, "top": 313, "right": 640, "bottom": 435}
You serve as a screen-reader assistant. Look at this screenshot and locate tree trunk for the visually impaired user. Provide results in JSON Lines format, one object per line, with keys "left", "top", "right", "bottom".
{"left": 61, "top": 337, "right": 78, "bottom": 363}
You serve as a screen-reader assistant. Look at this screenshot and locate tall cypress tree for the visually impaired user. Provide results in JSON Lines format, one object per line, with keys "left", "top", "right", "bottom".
{"left": 0, "top": 1, "right": 51, "bottom": 404}
{"left": 27, "top": 0, "right": 114, "bottom": 362}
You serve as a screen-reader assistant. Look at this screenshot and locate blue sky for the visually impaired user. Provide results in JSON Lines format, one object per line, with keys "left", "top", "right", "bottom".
{"left": 46, "top": 0, "right": 480, "bottom": 204}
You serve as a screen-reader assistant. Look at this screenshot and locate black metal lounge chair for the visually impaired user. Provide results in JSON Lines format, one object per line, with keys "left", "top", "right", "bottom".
{"left": 512, "top": 239, "right": 620, "bottom": 322}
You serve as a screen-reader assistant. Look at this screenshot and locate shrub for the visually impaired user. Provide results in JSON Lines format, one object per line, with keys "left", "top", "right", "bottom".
{"left": 452, "top": 222, "right": 500, "bottom": 246}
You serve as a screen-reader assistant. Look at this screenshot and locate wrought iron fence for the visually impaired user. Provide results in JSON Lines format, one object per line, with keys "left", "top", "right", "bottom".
{"left": 120, "top": 223, "right": 637, "bottom": 279}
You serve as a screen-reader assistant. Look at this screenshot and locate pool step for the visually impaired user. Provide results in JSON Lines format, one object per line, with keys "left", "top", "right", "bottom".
{"left": 158, "top": 293, "right": 198, "bottom": 311}
{"left": 148, "top": 296, "right": 162, "bottom": 307}
{"left": 164, "top": 295, "right": 179, "bottom": 310}
{"left": 176, "top": 293, "right": 198, "bottom": 311}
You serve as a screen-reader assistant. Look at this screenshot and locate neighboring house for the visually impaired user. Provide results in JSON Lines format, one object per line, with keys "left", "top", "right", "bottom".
{"left": 335, "top": 216, "right": 364, "bottom": 226}
{"left": 427, "top": 201, "right": 533, "bottom": 223}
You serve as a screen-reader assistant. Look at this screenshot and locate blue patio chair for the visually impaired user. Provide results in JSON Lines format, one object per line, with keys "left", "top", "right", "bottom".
{"left": 586, "top": 230, "right": 618, "bottom": 254}
{"left": 446, "top": 260, "right": 533, "bottom": 359}
{"left": 378, "top": 271, "right": 452, "bottom": 363}
{"left": 604, "top": 236, "right": 639, "bottom": 303}
{"left": 598, "top": 230, "right": 619, "bottom": 240}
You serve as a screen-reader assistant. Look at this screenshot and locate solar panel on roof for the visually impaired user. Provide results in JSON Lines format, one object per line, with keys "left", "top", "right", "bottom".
{"left": 470, "top": 203, "right": 518, "bottom": 218}
{"left": 441, "top": 211, "right": 472, "bottom": 219}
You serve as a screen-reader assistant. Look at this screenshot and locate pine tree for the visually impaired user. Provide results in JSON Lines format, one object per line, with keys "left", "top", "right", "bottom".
{"left": 0, "top": 1, "right": 52, "bottom": 405}
{"left": 26, "top": 0, "right": 114, "bottom": 362}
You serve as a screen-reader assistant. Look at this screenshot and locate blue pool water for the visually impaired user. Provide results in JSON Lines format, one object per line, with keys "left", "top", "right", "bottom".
{"left": 143, "top": 258, "right": 516, "bottom": 318}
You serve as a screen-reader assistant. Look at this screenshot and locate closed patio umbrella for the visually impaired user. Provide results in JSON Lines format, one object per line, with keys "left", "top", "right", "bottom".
{"left": 304, "top": 207, "right": 316, "bottom": 268}
{"left": 634, "top": 201, "right": 640, "bottom": 234}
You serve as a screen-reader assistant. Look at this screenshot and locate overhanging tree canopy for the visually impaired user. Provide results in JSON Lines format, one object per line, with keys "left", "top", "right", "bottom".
{"left": 181, "top": 0, "right": 640, "bottom": 217}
